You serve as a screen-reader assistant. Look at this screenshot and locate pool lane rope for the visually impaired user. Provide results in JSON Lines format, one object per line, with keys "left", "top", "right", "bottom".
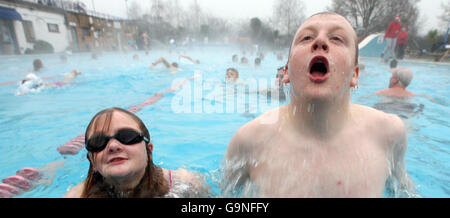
{"left": 0, "top": 73, "right": 199, "bottom": 198}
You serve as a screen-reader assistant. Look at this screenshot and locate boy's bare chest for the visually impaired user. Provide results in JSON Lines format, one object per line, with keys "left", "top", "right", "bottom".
{"left": 249, "top": 133, "right": 389, "bottom": 197}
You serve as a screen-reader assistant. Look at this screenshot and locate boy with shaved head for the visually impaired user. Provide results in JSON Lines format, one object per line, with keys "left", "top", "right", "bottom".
{"left": 224, "top": 12, "right": 417, "bottom": 198}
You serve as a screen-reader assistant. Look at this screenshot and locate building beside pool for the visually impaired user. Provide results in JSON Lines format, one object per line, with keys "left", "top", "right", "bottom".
{"left": 0, "top": 0, "right": 137, "bottom": 55}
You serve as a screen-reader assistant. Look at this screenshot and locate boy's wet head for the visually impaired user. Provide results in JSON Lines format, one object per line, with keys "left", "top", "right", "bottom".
{"left": 289, "top": 12, "right": 359, "bottom": 66}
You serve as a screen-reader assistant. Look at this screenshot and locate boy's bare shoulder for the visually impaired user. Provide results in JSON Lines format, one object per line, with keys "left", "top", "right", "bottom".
{"left": 235, "top": 106, "right": 285, "bottom": 139}
{"left": 352, "top": 104, "right": 406, "bottom": 142}
{"left": 227, "top": 106, "right": 285, "bottom": 156}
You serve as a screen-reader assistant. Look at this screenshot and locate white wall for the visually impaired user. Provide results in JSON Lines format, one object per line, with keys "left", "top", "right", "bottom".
{"left": 9, "top": 6, "right": 69, "bottom": 54}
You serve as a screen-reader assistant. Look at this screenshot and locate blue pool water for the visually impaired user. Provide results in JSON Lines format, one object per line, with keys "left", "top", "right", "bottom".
{"left": 0, "top": 46, "right": 448, "bottom": 197}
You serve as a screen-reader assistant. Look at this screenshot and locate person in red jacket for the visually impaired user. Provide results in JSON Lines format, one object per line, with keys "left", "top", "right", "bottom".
{"left": 381, "top": 15, "right": 402, "bottom": 60}
{"left": 396, "top": 26, "right": 409, "bottom": 60}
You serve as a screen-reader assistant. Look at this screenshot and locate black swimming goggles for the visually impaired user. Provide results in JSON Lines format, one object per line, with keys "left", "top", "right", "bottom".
{"left": 86, "top": 128, "right": 150, "bottom": 152}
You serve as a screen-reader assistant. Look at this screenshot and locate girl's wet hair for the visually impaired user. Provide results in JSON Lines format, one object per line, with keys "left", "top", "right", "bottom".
{"left": 84, "top": 107, "right": 149, "bottom": 142}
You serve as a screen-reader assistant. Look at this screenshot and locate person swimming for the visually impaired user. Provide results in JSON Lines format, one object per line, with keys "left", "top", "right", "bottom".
{"left": 15, "top": 70, "right": 82, "bottom": 95}
{"left": 376, "top": 59, "right": 415, "bottom": 98}
{"left": 371, "top": 59, "right": 444, "bottom": 118}
{"left": 179, "top": 55, "right": 200, "bottom": 64}
{"left": 60, "top": 69, "right": 82, "bottom": 84}
{"left": 150, "top": 57, "right": 179, "bottom": 74}
{"left": 65, "top": 107, "right": 209, "bottom": 198}
{"left": 15, "top": 73, "right": 45, "bottom": 96}
{"left": 224, "top": 12, "right": 418, "bottom": 198}
{"left": 254, "top": 57, "right": 261, "bottom": 66}
{"left": 225, "top": 68, "right": 239, "bottom": 83}
{"left": 232, "top": 54, "right": 239, "bottom": 63}
{"left": 240, "top": 57, "right": 248, "bottom": 64}
{"left": 258, "top": 66, "right": 287, "bottom": 102}
{"left": 33, "top": 59, "right": 43, "bottom": 72}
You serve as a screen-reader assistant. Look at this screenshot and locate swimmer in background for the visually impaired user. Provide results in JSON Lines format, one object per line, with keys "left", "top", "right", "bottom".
{"left": 225, "top": 67, "right": 239, "bottom": 83}
{"left": 232, "top": 54, "right": 239, "bottom": 63}
{"left": 258, "top": 66, "right": 287, "bottom": 102}
{"left": 371, "top": 59, "right": 443, "bottom": 119}
{"left": 240, "top": 57, "right": 249, "bottom": 64}
{"left": 376, "top": 60, "right": 415, "bottom": 98}
{"left": 202, "top": 67, "right": 242, "bottom": 104}
{"left": 133, "top": 54, "right": 139, "bottom": 61}
{"left": 254, "top": 58, "right": 261, "bottom": 67}
{"left": 224, "top": 12, "right": 418, "bottom": 198}
{"left": 375, "top": 59, "right": 439, "bottom": 103}
{"left": 46, "top": 69, "right": 82, "bottom": 87}
{"left": 15, "top": 70, "right": 82, "bottom": 95}
{"left": 15, "top": 73, "right": 45, "bottom": 96}
{"left": 65, "top": 107, "right": 209, "bottom": 198}
{"left": 179, "top": 55, "right": 200, "bottom": 64}
{"left": 60, "top": 69, "right": 82, "bottom": 84}
{"left": 150, "top": 57, "right": 179, "bottom": 74}
{"left": 33, "top": 59, "right": 43, "bottom": 72}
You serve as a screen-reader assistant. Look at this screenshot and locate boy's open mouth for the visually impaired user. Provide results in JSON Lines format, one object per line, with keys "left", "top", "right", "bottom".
{"left": 309, "top": 56, "right": 329, "bottom": 83}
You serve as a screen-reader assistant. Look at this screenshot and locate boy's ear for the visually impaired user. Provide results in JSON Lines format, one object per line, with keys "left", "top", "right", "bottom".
{"left": 284, "top": 64, "right": 290, "bottom": 83}
{"left": 350, "top": 66, "right": 359, "bottom": 87}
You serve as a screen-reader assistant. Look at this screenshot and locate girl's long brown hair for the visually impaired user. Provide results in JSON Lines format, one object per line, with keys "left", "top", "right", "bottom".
{"left": 81, "top": 107, "right": 169, "bottom": 198}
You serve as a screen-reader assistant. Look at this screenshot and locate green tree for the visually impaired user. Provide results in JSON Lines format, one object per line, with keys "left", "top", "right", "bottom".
{"left": 425, "top": 29, "right": 444, "bottom": 51}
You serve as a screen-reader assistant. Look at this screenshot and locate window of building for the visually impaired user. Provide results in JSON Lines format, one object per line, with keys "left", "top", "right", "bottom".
{"left": 22, "top": 20, "right": 35, "bottom": 43}
{"left": 81, "top": 27, "right": 90, "bottom": 36}
{"left": 47, "top": 23, "right": 59, "bottom": 33}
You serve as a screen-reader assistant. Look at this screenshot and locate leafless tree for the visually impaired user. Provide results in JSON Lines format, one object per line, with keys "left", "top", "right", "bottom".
{"left": 327, "top": 0, "right": 384, "bottom": 36}
{"left": 187, "top": 0, "right": 205, "bottom": 32}
{"left": 272, "top": 0, "right": 306, "bottom": 38}
{"left": 328, "top": 0, "right": 421, "bottom": 39}
{"left": 438, "top": 1, "right": 450, "bottom": 28}
{"left": 127, "top": 1, "right": 142, "bottom": 20}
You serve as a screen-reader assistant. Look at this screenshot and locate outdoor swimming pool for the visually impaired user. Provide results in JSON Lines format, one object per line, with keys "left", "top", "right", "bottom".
{"left": 0, "top": 46, "right": 448, "bottom": 197}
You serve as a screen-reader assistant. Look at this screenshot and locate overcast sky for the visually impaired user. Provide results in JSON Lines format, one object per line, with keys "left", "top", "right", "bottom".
{"left": 80, "top": 0, "right": 448, "bottom": 35}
